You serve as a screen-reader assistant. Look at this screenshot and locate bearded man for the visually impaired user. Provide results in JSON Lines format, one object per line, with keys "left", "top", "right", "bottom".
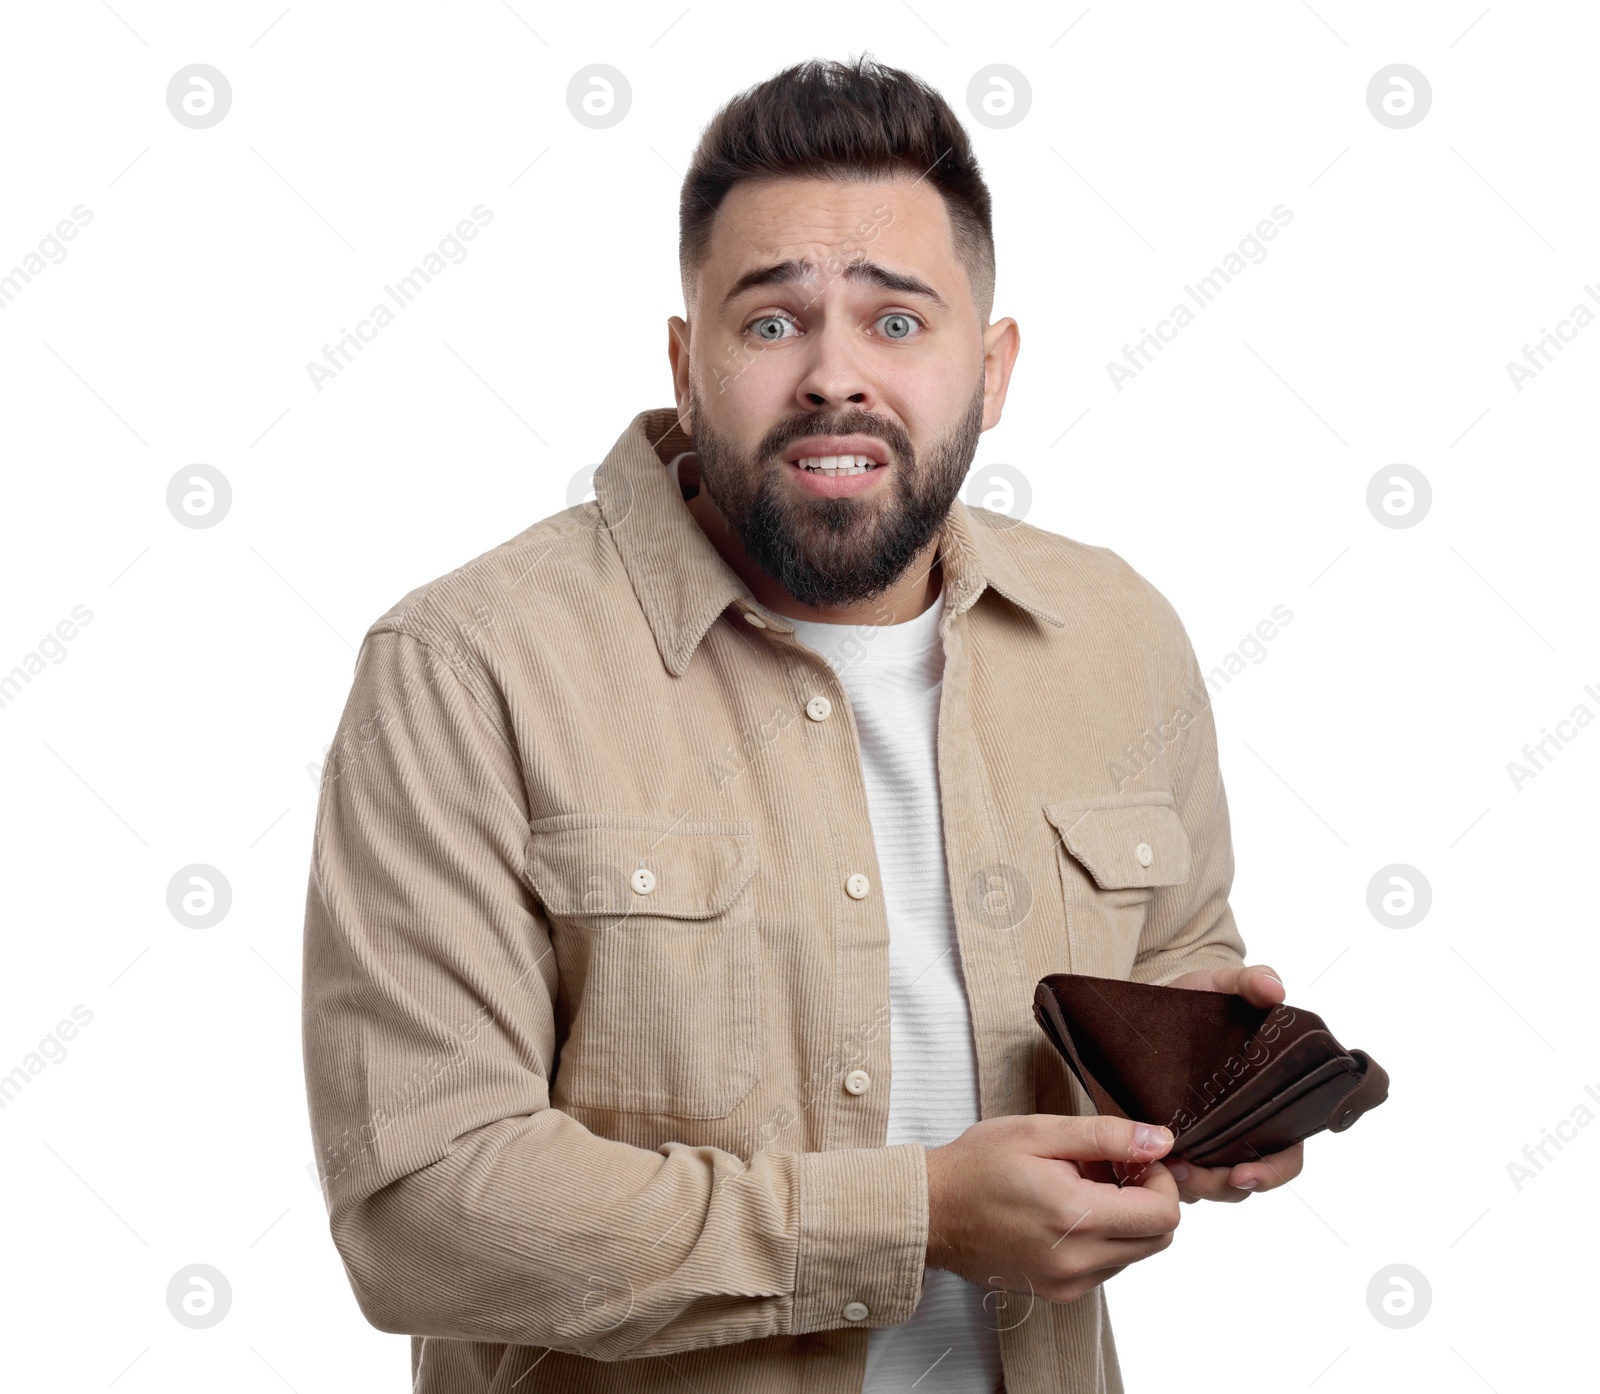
{"left": 302, "top": 53, "right": 1296, "bottom": 1394}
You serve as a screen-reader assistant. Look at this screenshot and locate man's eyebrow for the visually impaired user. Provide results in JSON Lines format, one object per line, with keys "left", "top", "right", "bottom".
{"left": 719, "top": 257, "right": 949, "bottom": 312}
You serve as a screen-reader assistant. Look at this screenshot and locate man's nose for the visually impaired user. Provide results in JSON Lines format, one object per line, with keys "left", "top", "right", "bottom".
{"left": 794, "top": 317, "right": 874, "bottom": 411}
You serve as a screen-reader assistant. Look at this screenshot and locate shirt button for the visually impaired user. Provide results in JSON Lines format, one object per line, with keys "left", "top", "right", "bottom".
{"left": 845, "top": 873, "right": 871, "bottom": 899}
{"left": 630, "top": 867, "right": 657, "bottom": 895}
{"left": 842, "top": 1300, "right": 869, "bottom": 1322}
{"left": 843, "top": 1068, "right": 871, "bottom": 1095}
{"left": 805, "top": 695, "right": 832, "bottom": 722}
{"left": 1134, "top": 842, "right": 1154, "bottom": 868}
{"left": 743, "top": 611, "right": 768, "bottom": 629}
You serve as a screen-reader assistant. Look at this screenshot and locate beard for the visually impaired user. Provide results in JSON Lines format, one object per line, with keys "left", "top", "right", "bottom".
{"left": 686, "top": 372, "right": 987, "bottom": 610}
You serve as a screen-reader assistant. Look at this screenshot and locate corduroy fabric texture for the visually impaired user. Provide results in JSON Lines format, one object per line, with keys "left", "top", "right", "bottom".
{"left": 301, "top": 406, "right": 1249, "bottom": 1393}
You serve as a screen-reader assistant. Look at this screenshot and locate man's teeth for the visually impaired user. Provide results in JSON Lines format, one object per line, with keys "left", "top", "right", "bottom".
{"left": 795, "top": 455, "right": 878, "bottom": 475}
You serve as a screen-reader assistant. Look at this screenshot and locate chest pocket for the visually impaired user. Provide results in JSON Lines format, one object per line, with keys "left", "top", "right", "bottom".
{"left": 1043, "top": 795, "right": 1191, "bottom": 976}
{"left": 524, "top": 813, "right": 761, "bottom": 1119}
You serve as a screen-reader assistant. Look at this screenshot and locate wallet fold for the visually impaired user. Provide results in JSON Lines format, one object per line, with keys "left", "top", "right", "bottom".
{"left": 1033, "top": 972, "right": 1389, "bottom": 1166}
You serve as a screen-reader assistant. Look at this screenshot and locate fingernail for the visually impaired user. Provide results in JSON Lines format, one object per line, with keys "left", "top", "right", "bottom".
{"left": 1235, "top": 1178, "right": 1259, "bottom": 1189}
{"left": 1134, "top": 1124, "right": 1172, "bottom": 1153}
{"left": 1168, "top": 1163, "right": 1190, "bottom": 1182}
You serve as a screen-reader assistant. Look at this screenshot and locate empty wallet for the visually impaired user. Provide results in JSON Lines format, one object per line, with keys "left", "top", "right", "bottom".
{"left": 1033, "top": 972, "right": 1389, "bottom": 1166}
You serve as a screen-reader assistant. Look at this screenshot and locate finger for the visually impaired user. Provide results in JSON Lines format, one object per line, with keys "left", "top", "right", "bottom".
{"left": 1166, "top": 1160, "right": 1254, "bottom": 1203}
{"left": 1060, "top": 1165, "right": 1183, "bottom": 1239}
{"left": 1094, "top": 1168, "right": 1184, "bottom": 1247}
{"left": 1131, "top": 1160, "right": 1181, "bottom": 1204}
{"left": 1226, "top": 1140, "right": 1304, "bottom": 1193}
{"left": 1041, "top": 1114, "right": 1174, "bottom": 1165}
{"left": 1075, "top": 1157, "right": 1119, "bottom": 1187}
{"left": 1110, "top": 1156, "right": 1182, "bottom": 1195}
{"left": 1239, "top": 964, "right": 1286, "bottom": 1007}
{"left": 1205, "top": 963, "right": 1286, "bottom": 1007}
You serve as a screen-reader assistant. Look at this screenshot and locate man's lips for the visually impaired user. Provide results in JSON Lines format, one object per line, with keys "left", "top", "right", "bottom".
{"left": 784, "top": 457, "right": 888, "bottom": 498}
{"left": 781, "top": 433, "right": 893, "bottom": 499}
{"left": 781, "top": 434, "right": 891, "bottom": 467}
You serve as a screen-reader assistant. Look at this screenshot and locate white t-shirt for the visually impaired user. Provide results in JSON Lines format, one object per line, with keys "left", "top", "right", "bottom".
{"left": 787, "top": 584, "right": 1003, "bottom": 1394}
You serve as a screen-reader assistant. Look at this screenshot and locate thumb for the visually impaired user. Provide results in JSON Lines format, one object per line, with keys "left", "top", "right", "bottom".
{"left": 1039, "top": 1114, "right": 1174, "bottom": 1164}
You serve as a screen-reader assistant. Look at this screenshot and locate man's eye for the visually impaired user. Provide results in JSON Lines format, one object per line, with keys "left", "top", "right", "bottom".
{"left": 878, "top": 312, "right": 920, "bottom": 340}
{"left": 748, "top": 314, "right": 797, "bottom": 341}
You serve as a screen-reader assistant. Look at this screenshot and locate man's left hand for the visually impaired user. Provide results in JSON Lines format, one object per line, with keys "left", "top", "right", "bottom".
{"left": 1154, "top": 963, "right": 1305, "bottom": 1204}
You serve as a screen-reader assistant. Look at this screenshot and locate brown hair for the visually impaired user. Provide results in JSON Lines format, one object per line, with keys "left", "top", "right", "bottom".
{"left": 678, "top": 55, "right": 995, "bottom": 323}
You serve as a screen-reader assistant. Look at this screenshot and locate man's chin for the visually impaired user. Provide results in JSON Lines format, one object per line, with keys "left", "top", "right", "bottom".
{"left": 751, "top": 535, "right": 913, "bottom": 610}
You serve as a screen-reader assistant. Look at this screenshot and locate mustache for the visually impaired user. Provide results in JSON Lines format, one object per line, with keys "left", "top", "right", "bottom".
{"left": 758, "top": 412, "right": 914, "bottom": 464}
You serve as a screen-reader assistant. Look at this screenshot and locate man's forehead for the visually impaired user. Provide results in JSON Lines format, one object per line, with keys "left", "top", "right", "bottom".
{"left": 704, "top": 175, "right": 956, "bottom": 298}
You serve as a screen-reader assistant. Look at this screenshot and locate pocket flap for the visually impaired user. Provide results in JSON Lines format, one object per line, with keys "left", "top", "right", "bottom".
{"left": 1043, "top": 796, "right": 1190, "bottom": 889}
{"left": 524, "top": 814, "right": 757, "bottom": 918}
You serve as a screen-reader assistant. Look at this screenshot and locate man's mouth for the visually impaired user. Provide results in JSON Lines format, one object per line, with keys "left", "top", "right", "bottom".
{"left": 792, "top": 454, "right": 881, "bottom": 477}
{"left": 779, "top": 434, "right": 893, "bottom": 496}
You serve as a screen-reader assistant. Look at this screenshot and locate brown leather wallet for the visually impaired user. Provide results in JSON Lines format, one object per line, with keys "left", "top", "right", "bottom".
{"left": 1033, "top": 972, "right": 1389, "bottom": 1166}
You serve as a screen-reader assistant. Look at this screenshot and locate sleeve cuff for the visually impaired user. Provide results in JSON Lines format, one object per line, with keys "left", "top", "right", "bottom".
{"left": 791, "top": 1142, "right": 928, "bottom": 1333}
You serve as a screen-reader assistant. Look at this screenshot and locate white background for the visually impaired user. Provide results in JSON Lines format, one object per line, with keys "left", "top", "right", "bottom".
{"left": 1, "top": 1, "right": 1594, "bottom": 1390}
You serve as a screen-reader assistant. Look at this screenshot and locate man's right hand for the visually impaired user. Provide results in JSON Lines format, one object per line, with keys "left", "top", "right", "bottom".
{"left": 923, "top": 1114, "right": 1181, "bottom": 1304}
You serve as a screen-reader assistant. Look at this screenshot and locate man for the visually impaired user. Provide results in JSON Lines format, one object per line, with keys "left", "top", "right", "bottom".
{"left": 302, "top": 55, "right": 1301, "bottom": 1394}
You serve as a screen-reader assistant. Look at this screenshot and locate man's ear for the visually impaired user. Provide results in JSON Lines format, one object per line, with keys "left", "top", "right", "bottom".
{"left": 667, "top": 316, "right": 692, "bottom": 428}
{"left": 980, "top": 316, "right": 1020, "bottom": 431}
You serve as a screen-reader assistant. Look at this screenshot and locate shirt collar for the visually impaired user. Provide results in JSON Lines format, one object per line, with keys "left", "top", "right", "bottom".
{"left": 596, "top": 407, "right": 1065, "bottom": 677}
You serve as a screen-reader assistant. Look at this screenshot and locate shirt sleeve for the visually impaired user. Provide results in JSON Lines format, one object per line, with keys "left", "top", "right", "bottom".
{"left": 301, "top": 625, "right": 928, "bottom": 1359}
{"left": 1126, "top": 636, "right": 1249, "bottom": 987}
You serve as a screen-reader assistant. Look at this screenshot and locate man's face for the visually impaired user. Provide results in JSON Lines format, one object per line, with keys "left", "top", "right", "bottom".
{"left": 669, "top": 174, "right": 1017, "bottom": 611}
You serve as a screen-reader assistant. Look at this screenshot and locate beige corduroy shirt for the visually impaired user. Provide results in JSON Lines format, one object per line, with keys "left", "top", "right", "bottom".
{"left": 300, "top": 406, "right": 1249, "bottom": 1394}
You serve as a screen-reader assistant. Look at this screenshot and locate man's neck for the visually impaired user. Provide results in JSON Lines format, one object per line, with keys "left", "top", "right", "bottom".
{"left": 680, "top": 459, "right": 942, "bottom": 627}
